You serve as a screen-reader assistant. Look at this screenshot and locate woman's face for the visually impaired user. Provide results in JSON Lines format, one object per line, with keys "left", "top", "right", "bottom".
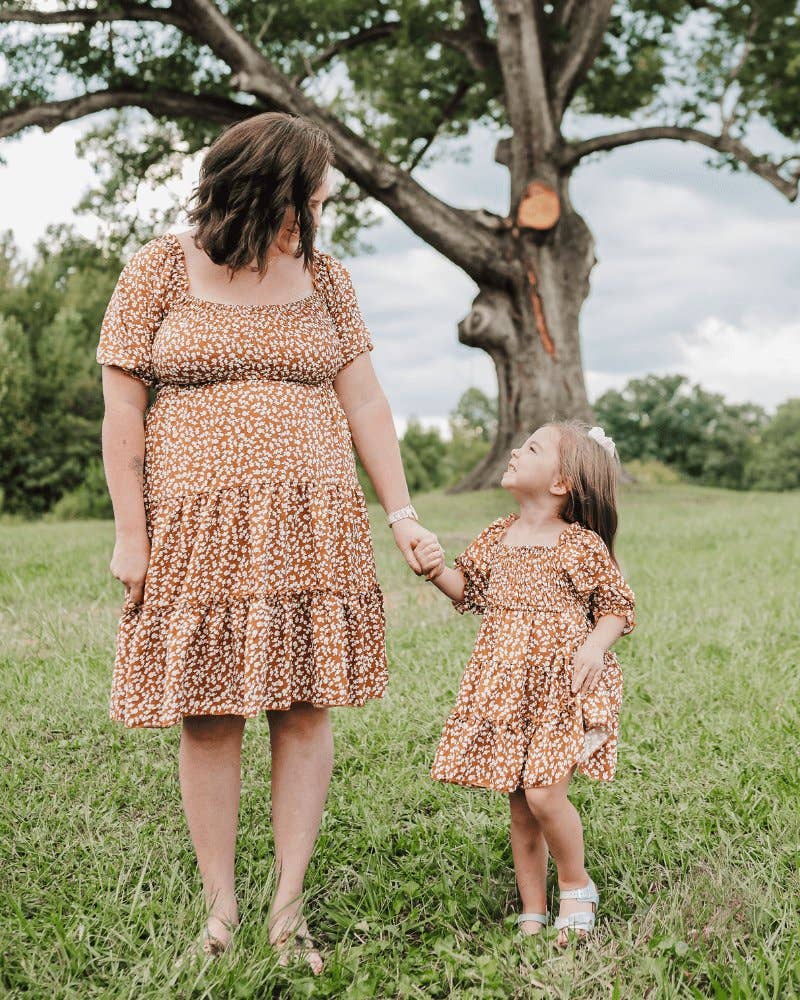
{"left": 275, "top": 166, "right": 334, "bottom": 253}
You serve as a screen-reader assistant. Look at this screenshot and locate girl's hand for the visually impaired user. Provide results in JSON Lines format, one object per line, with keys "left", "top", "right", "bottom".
{"left": 109, "top": 532, "right": 151, "bottom": 606}
{"left": 411, "top": 536, "right": 445, "bottom": 581}
{"left": 570, "top": 639, "right": 607, "bottom": 694}
{"left": 391, "top": 518, "right": 437, "bottom": 575}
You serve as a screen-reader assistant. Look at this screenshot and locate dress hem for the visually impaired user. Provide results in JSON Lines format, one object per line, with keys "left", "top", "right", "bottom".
{"left": 430, "top": 756, "right": 617, "bottom": 794}
{"left": 109, "top": 684, "right": 388, "bottom": 729}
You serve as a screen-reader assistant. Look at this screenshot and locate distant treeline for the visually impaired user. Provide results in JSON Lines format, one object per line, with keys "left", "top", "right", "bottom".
{"left": 1, "top": 228, "right": 797, "bottom": 519}
{"left": 358, "top": 377, "right": 798, "bottom": 502}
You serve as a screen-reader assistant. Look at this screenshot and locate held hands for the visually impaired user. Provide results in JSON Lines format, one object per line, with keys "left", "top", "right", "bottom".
{"left": 410, "top": 535, "right": 445, "bottom": 582}
{"left": 109, "top": 533, "right": 151, "bottom": 606}
{"left": 570, "top": 638, "right": 607, "bottom": 694}
{"left": 391, "top": 517, "right": 441, "bottom": 577}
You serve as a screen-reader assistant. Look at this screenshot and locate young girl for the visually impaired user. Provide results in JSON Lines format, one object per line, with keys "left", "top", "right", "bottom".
{"left": 413, "top": 420, "right": 636, "bottom": 947}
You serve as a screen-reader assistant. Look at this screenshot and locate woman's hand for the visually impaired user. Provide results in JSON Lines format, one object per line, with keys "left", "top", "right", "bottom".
{"left": 109, "top": 532, "right": 151, "bottom": 606}
{"left": 391, "top": 518, "right": 437, "bottom": 576}
{"left": 411, "top": 536, "right": 445, "bottom": 581}
{"left": 570, "top": 639, "right": 607, "bottom": 694}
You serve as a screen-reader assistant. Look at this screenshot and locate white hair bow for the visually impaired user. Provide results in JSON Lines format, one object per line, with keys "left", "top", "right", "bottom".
{"left": 588, "top": 425, "right": 616, "bottom": 456}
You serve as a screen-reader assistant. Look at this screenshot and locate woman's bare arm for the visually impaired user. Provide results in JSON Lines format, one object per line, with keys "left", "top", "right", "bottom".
{"left": 100, "top": 365, "right": 151, "bottom": 602}
{"left": 333, "top": 353, "right": 434, "bottom": 574}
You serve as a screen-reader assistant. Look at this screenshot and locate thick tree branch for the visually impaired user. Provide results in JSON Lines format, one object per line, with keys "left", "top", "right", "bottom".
{"left": 563, "top": 125, "right": 799, "bottom": 201}
{"left": 0, "top": 88, "right": 254, "bottom": 138}
{"left": 550, "top": 0, "right": 614, "bottom": 122}
{"left": 0, "top": 2, "right": 192, "bottom": 31}
{"left": 163, "top": 0, "right": 508, "bottom": 284}
{"left": 493, "top": 0, "right": 558, "bottom": 196}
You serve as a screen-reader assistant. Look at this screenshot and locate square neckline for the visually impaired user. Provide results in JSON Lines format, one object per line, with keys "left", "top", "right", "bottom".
{"left": 165, "top": 232, "right": 321, "bottom": 311}
{"left": 496, "top": 513, "right": 579, "bottom": 551}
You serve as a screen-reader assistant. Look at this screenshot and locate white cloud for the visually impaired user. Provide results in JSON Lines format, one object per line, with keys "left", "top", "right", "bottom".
{"left": 586, "top": 370, "right": 633, "bottom": 401}
{"left": 587, "top": 316, "right": 800, "bottom": 412}
{"left": 668, "top": 316, "right": 800, "bottom": 410}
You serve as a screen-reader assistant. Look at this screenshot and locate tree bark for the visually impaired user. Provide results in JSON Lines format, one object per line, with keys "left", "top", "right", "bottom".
{"left": 450, "top": 174, "right": 596, "bottom": 492}
{"left": 449, "top": 2, "right": 599, "bottom": 491}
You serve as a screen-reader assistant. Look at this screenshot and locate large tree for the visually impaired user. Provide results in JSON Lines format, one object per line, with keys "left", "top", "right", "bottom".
{"left": 1, "top": 0, "right": 798, "bottom": 488}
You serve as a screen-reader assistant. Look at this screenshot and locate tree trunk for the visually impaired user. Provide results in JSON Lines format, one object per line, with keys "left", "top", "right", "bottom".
{"left": 449, "top": 176, "right": 597, "bottom": 492}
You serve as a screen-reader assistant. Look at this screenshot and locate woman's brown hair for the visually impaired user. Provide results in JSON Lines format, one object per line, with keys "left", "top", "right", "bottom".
{"left": 549, "top": 419, "right": 621, "bottom": 562}
{"left": 185, "top": 111, "right": 333, "bottom": 280}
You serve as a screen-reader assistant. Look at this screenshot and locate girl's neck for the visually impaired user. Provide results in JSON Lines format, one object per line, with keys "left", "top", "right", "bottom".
{"left": 515, "top": 498, "right": 566, "bottom": 530}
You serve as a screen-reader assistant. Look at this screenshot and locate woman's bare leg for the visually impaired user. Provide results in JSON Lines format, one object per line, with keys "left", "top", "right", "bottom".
{"left": 509, "top": 789, "right": 549, "bottom": 934}
{"left": 266, "top": 702, "right": 333, "bottom": 973}
{"left": 524, "top": 765, "right": 594, "bottom": 944}
{"left": 179, "top": 714, "right": 245, "bottom": 949}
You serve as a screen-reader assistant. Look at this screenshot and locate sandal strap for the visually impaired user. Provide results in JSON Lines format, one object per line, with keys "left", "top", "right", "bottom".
{"left": 517, "top": 911, "right": 549, "bottom": 926}
{"left": 554, "top": 912, "right": 596, "bottom": 931}
{"left": 558, "top": 878, "right": 598, "bottom": 903}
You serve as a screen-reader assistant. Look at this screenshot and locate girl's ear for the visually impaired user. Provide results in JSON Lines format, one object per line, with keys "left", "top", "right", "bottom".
{"left": 550, "top": 477, "right": 569, "bottom": 497}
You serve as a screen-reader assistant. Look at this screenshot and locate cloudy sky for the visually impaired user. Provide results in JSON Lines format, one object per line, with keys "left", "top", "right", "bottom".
{"left": 2, "top": 110, "right": 798, "bottom": 434}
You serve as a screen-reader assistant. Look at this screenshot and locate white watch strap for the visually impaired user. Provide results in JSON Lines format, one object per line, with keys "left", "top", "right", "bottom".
{"left": 387, "top": 503, "right": 418, "bottom": 526}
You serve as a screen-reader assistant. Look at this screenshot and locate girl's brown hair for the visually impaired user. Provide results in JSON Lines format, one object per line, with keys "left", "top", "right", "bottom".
{"left": 185, "top": 111, "right": 333, "bottom": 280}
{"left": 549, "top": 419, "right": 621, "bottom": 562}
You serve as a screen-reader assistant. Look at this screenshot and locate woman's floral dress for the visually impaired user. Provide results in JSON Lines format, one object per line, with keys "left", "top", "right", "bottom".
{"left": 96, "top": 232, "right": 386, "bottom": 728}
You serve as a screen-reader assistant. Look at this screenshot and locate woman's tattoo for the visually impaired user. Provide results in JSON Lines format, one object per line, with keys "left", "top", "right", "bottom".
{"left": 128, "top": 454, "right": 144, "bottom": 486}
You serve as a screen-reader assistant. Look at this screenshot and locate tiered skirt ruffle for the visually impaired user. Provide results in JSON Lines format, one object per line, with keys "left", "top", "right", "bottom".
{"left": 110, "top": 479, "right": 387, "bottom": 727}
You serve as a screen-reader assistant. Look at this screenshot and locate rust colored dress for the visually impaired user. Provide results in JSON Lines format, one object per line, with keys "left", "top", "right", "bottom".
{"left": 96, "top": 232, "right": 386, "bottom": 728}
{"left": 430, "top": 514, "right": 636, "bottom": 792}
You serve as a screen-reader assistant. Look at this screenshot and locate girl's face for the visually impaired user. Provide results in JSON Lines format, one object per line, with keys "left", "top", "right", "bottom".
{"left": 276, "top": 166, "right": 333, "bottom": 253}
{"left": 501, "top": 425, "right": 566, "bottom": 500}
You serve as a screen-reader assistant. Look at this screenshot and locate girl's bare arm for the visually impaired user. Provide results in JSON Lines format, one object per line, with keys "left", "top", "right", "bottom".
{"left": 414, "top": 540, "right": 467, "bottom": 601}
{"left": 426, "top": 565, "right": 467, "bottom": 603}
{"left": 583, "top": 613, "right": 627, "bottom": 652}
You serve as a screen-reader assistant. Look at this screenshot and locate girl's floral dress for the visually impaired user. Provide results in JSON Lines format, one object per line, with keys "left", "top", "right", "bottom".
{"left": 431, "top": 514, "right": 636, "bottom": 792}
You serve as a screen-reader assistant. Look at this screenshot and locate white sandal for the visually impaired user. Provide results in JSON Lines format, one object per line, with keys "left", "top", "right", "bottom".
{"left": 516, "top": 909, "right": 549, "bottom": 932}
{"left": 554, "top": 877, "right": 599, "bottom": 941}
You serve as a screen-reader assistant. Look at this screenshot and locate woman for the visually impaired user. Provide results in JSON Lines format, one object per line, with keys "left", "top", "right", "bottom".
{"left": 96, "top": 111, "right": 441, "bottom": 973}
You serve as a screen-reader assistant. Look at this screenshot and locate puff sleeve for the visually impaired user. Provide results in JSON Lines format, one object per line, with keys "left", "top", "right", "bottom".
{"left": 95, "top": 236, "right": 175, "bottom": 387}
{"left": 316, "top": 250, "right": 374, "bottom": 370}
{"left": 451, "top": 516, "right": 508, "bottom": 616}
{"left": 560, "top": 528, "right": 636, "bottom": 635}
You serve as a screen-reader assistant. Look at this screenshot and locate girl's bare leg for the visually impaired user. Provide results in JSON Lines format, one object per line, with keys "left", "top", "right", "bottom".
{"left": 523, "top": 765, "right": 594, "bottom": 944}
{"left": 509, "top": 789, "right": 549, "bottom": 934}
{"left": 179, "top": 714, "right": 246, "bottom": 949}
{"left": 266, "top": 702, "right": 334, "bottom": 974}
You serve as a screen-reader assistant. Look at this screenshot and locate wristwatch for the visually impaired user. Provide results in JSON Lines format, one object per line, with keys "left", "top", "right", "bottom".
{"left": 387, "top": 503, "right": 418, "bottom": 527}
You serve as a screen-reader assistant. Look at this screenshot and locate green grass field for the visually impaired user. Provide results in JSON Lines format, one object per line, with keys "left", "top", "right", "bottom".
{"left": 1, "top": 482, "right": 798, "bottom": 998}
